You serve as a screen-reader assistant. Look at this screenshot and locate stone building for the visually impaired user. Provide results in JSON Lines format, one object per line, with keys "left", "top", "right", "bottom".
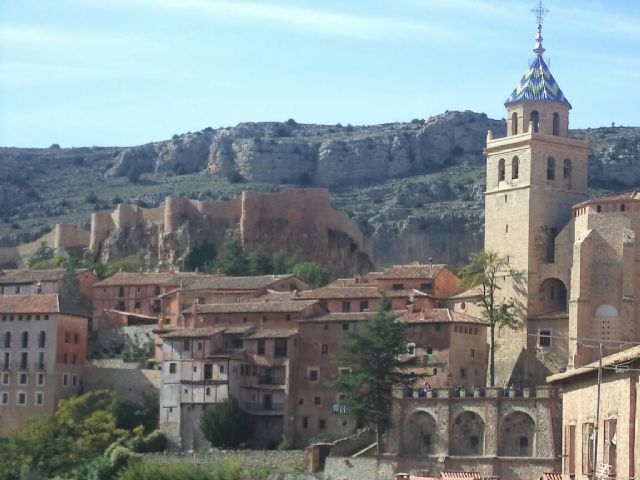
{"left": 293, "top": 307, "right": 488, "bottom": 448}
{"left": 384, "top": 386, "right": 562, "bottom": 480}
{"left": 0, "top": 268, "right": 98, "bottom": 299}
{"left": 483, "top": 6, "right": 593, "bottom": 386}
{"left": 547, "top": 346, "right": 640, "bottom": 480}
{"left": 0, "top": 294, "right": 88, "bottom": 437}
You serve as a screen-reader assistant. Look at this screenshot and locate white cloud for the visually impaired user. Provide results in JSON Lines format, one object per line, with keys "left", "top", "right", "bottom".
{"left": 123, "top": 0, "right": 454, "bottom": 40}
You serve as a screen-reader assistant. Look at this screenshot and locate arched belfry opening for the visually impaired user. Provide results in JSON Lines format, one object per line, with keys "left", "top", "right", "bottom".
{"left": 530, "top": 111, "right": 540, "bottom": 133}
{"left": 498, "top": 159, "right": 506, "bottom": 182}
{"left": 553, "top": 112, "right": 560, "bottom": 136}
{"left": 512, "top": 112, "right": 518, "bottom": 135}
{"left": 539, "top": 278, "right": 567, "bottom": 313}
{"left": 512, "top": 156, "right": 519, "bottom": 180}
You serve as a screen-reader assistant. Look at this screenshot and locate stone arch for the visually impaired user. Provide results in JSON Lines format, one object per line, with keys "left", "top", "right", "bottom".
{"left": 595, "top": 304, "right": 619, "bottom": 341}
{"left": 511, "top": 112, "right": 518, "bottom": 135}
{"left": 530, "top": 110, "right": 540, "bottom": 133}
{"left": 450, "top": 411, "right": 484, "bottom": 455}
{"left": 499, "top": 411, "right": 535, "bottom": 456}
{"left": 511, "top": 156, "right": 519, "bottom": 180}
{"left": 403, "top": 411, "right": 438, "bottom": 455}
{"left": 553, "top": 113, "right": 560, "bottom": 136}
{"left": 539, "top": 278, "right": 567, "bottom": 313}
{"left": 498, "top": 159, "right": 505, "bottom": 182}
{"left": 547, "top": 157, "right": 555, "bottom": 181}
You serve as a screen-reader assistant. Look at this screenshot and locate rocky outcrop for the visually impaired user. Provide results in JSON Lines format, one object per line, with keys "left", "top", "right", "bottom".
{"left": 0, "top": 113, "right": 638, "bottom": 272}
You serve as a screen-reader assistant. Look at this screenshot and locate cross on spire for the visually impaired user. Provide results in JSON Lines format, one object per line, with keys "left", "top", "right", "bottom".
{"left": 531, "top": 1, "right": 549, "bottom": 58}
{"left": 531, "top": 0, "right": 549, "bottom": 26}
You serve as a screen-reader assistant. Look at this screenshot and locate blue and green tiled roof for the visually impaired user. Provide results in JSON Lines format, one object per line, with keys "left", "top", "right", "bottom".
{"left": 505, "top": 56, "right": 570, "bottom": 107}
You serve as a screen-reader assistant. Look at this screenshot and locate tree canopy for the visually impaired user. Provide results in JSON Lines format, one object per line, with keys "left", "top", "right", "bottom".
{"left": 458, "top": 250, "right": 519, "bottom": 386}
{"left": 199, "top": 397, "right": 255, "bottom": 449}
{"left": 328, "top": 307, "right": 416, "bottom": 452}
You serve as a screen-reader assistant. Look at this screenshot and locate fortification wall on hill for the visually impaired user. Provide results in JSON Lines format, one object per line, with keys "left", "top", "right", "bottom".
{"left": 7, "top": 188, "right": 372, "bottom": 275}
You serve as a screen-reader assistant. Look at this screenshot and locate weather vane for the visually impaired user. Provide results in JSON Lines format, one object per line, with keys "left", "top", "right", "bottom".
{"left": 532, "top": 0, "right": 549, "bottom": 26}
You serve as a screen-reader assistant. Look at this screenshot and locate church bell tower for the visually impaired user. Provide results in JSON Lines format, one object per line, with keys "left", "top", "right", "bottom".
{"left": 484, "top": 2, "right": 590, "bottom": 385}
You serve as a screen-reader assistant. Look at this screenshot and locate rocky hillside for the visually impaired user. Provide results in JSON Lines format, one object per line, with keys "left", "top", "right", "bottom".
{"left": 1, "top": 111, "right": 639, "bottom": 270}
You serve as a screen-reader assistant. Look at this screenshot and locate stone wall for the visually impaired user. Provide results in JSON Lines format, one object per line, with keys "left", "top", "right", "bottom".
{"left": 84, "top": 364, "right": 160, "bottom": 403}
{"left": 141, "top": 450, "right": 309, "bottom": 471}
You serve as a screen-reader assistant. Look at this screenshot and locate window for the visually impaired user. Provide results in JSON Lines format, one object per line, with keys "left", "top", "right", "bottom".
{"left": 342, "top": 323, "right": 349, "bottom": 331}
{"left": 359, "top": 301, "right": 369, "bottom": 312}
{"left": 20, "top": 352, "right": 27, "bottom": 370}
{"left": 308, "top": 368, "right": 319, "bottom": 382}
{"left": 553, "top": 112, "right": 560, "bottom": 136}
{"left": 604, "top": 419, "right": 617, "bottom": 474}
{"left": 512, "top": 156, "right": 519, "bottom": 179}
{"left": 21, "top": 331, "right": 28, "bottom": 348}
{"left": 37, "top": 373, "right": 44, "bottom": 386}
{"left": 406, "top": 343, "right": 416, "bottom": 356}
{"left": 3, "top": 352, "right": 9, "bottom": 370}
{"left": 301, "top": 417, "right": 309, "bottom": 429}
{"left": 498, "top": 159, "right": 505, "bottom": 182}
{"left": 204, "top": 364, "right": 213, "bottom": 380}
{"left": 117, "top": 301, "right": 125, "bottom": 311}
{"left": 341, "top": 301, "right": 351, "bottom": 313}
{"left": 420, "top": 282, "right": 432, "bottom": 291}
{"left": 1, "top": 373, "right": 8, "bottom": 385}
{"left": 470, "top": 349, "right": 475, "bottom": 358}
{"left": 318, "top": 419, "right": 326, "bottom": 429}
{"left": 274, "top": 338, "right": 288, "bottom": 357}
{"left": 321, "top": 344, "right": 328, "bottom": 354}
{"left": 219, "top": 364, "right": 224, "bottom": 373}
{"left": 3, "top": 332, "right": 10, "bottom": 348}
{"left": 15, "top": 286, "right": 20, "bottom": 294}
{"left": 563, "top": 159, "right": 572, "bottom": 182}
{"left": 511, "top": 112, "right": 518, "bottom": 135}
{"left": 460, "top": 367, "right": 466, "bottom": 378}
{"left": 547, "top": 157, "right": 555, "bottom": 181}
{"left": 63, "top": 373, "right": 69, "bottom": 387}
{"left": 530, "top": 110, "right": 539, "bottom": 133}
{"left": 72, "top": 375, "right": 78, "bottom": 387}
{"left": 519, "top": 436, "right": 529, "bottom": 455}
{"left": 18, "top": 372, "right": 27, "bottom": 385}
{"left": 38, "top": 331, "right": 46, "bottom": 348}
{"left": 538, "top": 329, "right": 552, "bottom": 348}
{"left": 392, "top": 283, "right": 404, "bottom": 290}
{"left": 0, "top": 392, "right": 8, "bottom": 405}
{"left": 621, "top": 204, "right": 626, "bottom": 212}
{"left": 169, "top": 363, "right": 177, "bottom": 374}
{"left": 262, "top": 315, "right": 267, "bottom": 323}
{"left": 257, "top": 339, "right": 265, "bottom": 355}
{"left": 597, "top": 205, "right": 602, "bottom": 213}
{"left": 183, "top": 340, "right": 190, "bottom": 351}
{"left": 314, "top": 396, "right": 321, "bottom": 406}
{"left": 17, "top": 391, "right": 26, "bottom": 405}
{"left": 155, "top": 286, "right": 161, "bottom": 295}
{"left": 118, "top": 287, "right": 125, "bottom": 297}
{"left": 153, "top": 300, "right": 161, "bottom": 313}
{"left": 582, "top": 423, "right": 594, "bottom": 475}
{"left": 298, "top": 398, "right": 304, "bottom": 405}
{"left": 35, "top": 392, "right": 44, "bottom": 406}
{"left": 134, "top": 301, "right": 141, "bottom": 309}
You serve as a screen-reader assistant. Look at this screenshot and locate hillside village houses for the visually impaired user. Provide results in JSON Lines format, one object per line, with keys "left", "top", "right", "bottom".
{"left": 2, "top": 4, "right": 640, "bottom": 480}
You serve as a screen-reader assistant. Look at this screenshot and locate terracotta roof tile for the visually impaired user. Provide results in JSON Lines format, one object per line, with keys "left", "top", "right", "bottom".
{"left": 440, "top": 472, "right": 481, "bottom": 480}
{"left": 180, "top": 274, "right": 303, "bottom": 291}
{"left": 538, "top": 474, "right": 563, "bottom": 480}
{"left": 377, "top": 262, "right": 448, "bottom": 280}
{"left": 93, "top": 272, "right": 203, "bottom": 287}
{"left": 296, "top": 286, "right": 381, "bottom": 300}
{"left": 194, "top": 299, "right": 319, "bottom": 314}
{"left": 299, "top": 311, "right": 384, "bottom": 323}
{"left": 160, "top": 327, "right": 227, "bottom": 338}
{"left": 548, "top": 344, "right": 640, "bottom": 384}
{"left": 242, "top": 329, "right": 297, "bottom": 339}
{"left": 398, "top": 308, "right": 485, "bottom": 325}
{"left": 0, "top": 269, "right": 91, "bottom": 285}
{"left": 0, "top": 294, "right": 60, "bottom": 314}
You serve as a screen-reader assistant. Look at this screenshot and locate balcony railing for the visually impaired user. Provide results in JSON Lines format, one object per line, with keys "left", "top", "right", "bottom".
{"left": 244, "top": 402, "right": 284, "bottom": 414}
{"left": 257, "top": 375, "right": 286, "bottom": 386}
{"left": 400, "top": 386, "right": 557, "bottom": 399}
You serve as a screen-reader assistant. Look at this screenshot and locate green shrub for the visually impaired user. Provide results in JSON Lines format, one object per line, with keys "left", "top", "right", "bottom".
{"left": 117, "top": 460, "right": 240, "bottom": 480}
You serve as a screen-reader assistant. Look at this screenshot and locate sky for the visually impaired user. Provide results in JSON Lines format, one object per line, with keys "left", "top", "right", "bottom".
{"left": 1, "top": 0, "right": 639, "bottom": 148}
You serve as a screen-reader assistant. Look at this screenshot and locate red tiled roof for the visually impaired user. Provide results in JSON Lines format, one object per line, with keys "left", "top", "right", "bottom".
{"left": 93, "top": 272, "right": 203, "bottom": 287}
{"left": 193, "top": 299, "right": 319, "bottom": 314}
{"left": 242, "top": 329, "right": 297, "bottom": 339}
{"left": 160, "top": 327, "right": 227, "bottom": 339}
{"left": 0, "top": 269, "right": 91, "bottom": 285}
{"left": 440, "top": 472, "right": 481, "bottom": 480}
{"left": 180, "top": 274, "right": 304, "bottom": 291}
{"left": 398, "top": 308, "right": 486, "bottom": 325}
{"left": 538, "top": 473, "right": 562, "bottom": 480}
{"left": 298, "top": 311, "right": 386, "bottom": 323}
{"left": 296, "top": 286, "right": 381, "bottom": 300}
{"left": 377, "top": 262, "right": 447, "bottom": 280}
{"left": 573, "top": 190, "right": 640, "bottom": 209}
{"left": 0, "top": 294, "right": 60, "bottom": 314}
